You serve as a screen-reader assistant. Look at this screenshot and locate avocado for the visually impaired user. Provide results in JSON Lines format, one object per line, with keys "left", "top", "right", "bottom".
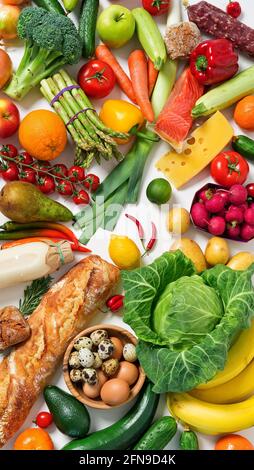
{"left": 44, "top": 385, "right": 90, "bottom": 438}
{"left": 0, "top": 181, "right": 73, "bottom": 223}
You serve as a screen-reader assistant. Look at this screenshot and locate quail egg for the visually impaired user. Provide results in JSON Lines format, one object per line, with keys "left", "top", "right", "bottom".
{"left": 78, "top": 348, "right": 95, "bottom": 368}
{"left": 69, "top": 351, "right": 81, "bottom": 369}
{"left": 82, "top": 368, "right": 98, "bottom": 385}
{"left": 123, "top": 343, "right": 137, "bottom": 363}
{"left": 70, "top": 369, "right": 82, "bottom": 383}
{"left": 74, "top": 336, "right": 93, "bottom": 351}
{"left": 98, "top": 339, "right": 114, "bottom": 360}
{"left": 93, "top": 352, "right": 103, "bottom": 369}
{"left": 90, "top": 329, "right": 108, "bottom": 346}
{"left": 102, "top": 358, "right": 119, "bottom": 377}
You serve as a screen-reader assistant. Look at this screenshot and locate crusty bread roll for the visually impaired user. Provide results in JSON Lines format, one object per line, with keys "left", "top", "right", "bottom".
{"left": 0, "top": 255, "right": 119, "bottom": 448}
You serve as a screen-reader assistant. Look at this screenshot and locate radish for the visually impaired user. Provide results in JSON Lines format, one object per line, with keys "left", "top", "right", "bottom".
{"left": 205, "top": 193, "right": 225, "bottom": 213}
{"left": 237, "top": 202, "right": 248, "bottom": 213}
{"left": 229, "top": 184, "right": 248, "bottom": 205}
{"left": 191, "top": 202, "right": 209, "bottom": 228}
{"left": 244, "top": 207, "right": 254, "bottom": 226}
{"left": 198, "top": 188, "right": 214, "bottom": 203}
{"left": 216, "top": 190, "right": 230, "bottom": 205}
{"left": 241, "top": 223, "right": 254, "bottom": 241}
{"left": 225, "top": 205, "right": 244, "bottom": 224}
{"left": 227, "top": 223, "right": 240, "bottom": 239}
{"left": 208, "top": 217, "right": 226, "bottom": 236}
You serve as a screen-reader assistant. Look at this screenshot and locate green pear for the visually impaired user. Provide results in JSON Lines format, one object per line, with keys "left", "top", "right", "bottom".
{"left": 0, "top": 181, "right": 73, "bottom": 223}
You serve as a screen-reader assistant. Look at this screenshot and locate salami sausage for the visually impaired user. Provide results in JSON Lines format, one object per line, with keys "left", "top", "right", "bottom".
{"left": 188, "top": 1, "right": 254, "bottom": 58}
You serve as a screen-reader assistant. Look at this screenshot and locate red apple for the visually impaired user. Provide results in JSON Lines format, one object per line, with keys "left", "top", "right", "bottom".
{"left": 0, "top": 98, "right": 20, "bottom": 138}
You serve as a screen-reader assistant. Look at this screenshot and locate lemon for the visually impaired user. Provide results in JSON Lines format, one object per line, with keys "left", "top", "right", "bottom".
{"left": 109, "top": 235, "right": 141, "bottom": 270}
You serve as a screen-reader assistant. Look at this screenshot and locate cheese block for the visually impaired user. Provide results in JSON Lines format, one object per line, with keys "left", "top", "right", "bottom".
{"left": 156, "top": 112, "right": 234, "bottom": 189}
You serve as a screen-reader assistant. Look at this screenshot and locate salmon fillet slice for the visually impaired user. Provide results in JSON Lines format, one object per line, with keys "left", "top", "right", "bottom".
{"left": 155, "top": 68, "right": 204, "bottom": 152}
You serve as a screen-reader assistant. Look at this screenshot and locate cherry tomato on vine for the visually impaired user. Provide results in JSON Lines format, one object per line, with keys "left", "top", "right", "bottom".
{"left": 78, "top": 60, "right": 116, "bottom": 99}
{"left": 19, "top": 168, "right": 36, "bottom": 184}
{"left": 83, "top": 174, "right": 100, "bottom": 192}
{"left": 226, "top": 1, "right": 241, "bottom": 19}
{"left": 246, "top": 183, "right": 254, "bottom": 199}
{"left": 35, "top": 411, "right": 53, "bottom": 429}
{"left": 142, "top": 0, "right": 170, "bottom": 16}
{"left": 215, "top": 434, "right": 254, "bottom": 450}
{"left": 1, "top": 161, "right": 19, "bottom": 181}
{"left": 56, "top": 179, "right": 74, "bottom": 196}
{"left": 73, "top": 189, "right": 90, "bottom": 205}
{"left": 36, "top": 175, "right": 55, "bottom": 194}
{"left": 33, "top": 161, "right": 52, "bottom": 177}
{"left": 16, "top": 151, "right": 33, "bottom": 165}
{"left": 0, "top": 143, "right": 18, "bottom": 158}
{"left": 51, "top": 163, "right": 68, "bottom": 178}
{"left": 210, "top": 151, "right": 249, "bottom": 187}
{"left": 68, "top": 165, "right": 85, "bottom": 183}
{"left": 14, "top": 428, "right": 54, "bottom": 450}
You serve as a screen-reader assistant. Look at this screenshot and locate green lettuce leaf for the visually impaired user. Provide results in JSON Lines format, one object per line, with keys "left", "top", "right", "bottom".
{"left": 122, "top": 252, "right": 254, "bottom": 393}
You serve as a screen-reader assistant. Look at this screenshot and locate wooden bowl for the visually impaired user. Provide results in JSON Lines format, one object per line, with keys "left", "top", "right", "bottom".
{"left": 63, "top": 324, "right": 146, "bottom": 410}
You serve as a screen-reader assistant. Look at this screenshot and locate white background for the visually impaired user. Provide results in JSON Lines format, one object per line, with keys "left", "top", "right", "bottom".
{"left": 0, "top": 0, "right": 254, "bottom": 451}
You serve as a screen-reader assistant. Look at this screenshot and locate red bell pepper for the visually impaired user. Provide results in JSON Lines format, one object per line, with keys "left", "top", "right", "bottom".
{"left": 190, "top": 39, "right": 238, "bottom": 86}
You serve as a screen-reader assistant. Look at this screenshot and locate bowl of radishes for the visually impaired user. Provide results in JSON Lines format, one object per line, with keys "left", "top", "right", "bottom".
{"left": 190, "top": 183, "right": 254, "bottom": 242}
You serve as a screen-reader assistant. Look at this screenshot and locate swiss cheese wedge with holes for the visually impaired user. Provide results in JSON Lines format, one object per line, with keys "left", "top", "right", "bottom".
{"left": 155, "top": 112, "right": 234, "bottom": 189}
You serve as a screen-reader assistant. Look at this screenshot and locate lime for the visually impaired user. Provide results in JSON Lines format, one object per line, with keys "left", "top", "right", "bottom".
{"left": 146, "top": 178, "right": 172, "bottom": 204}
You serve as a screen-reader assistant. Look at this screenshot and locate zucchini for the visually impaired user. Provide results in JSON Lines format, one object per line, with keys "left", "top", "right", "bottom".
{"left": 62, "top": 381, "right": 159, "bottom": 450}
{"left": 232, "top": 135, "right": 254, "bottom": 161}
{"left": 33, "top": 0, "right": 66, "bottom": 15}
{"left": 180, "top": 430, "right": 199, "bottom": 450}
{"left": 151, "top": 59, "right": 177, "bottom": 118}
{"left": 79, "top": 0, "right": 99, "bottom": 59}
{"left": 133, "top": 416, "right": 177, "bottom": 450}
{"left": 132, "top": 8, "right": 167, "bottom": 70}
{"left": 192, "top": 66, "right": 254, "bottom": 118}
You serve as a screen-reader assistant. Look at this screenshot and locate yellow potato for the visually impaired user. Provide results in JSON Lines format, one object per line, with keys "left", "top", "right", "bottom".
{"left": 227, "top": 252, "right": 254, "bottom": 271}
{"left": 205, "top": 237, "right": 230, "bottom": 266}
{"left": 170, "top": 238, "right": 206, "bottom": 273}
{"left": 167, "top": 207, "right": 190, "bottom": 234}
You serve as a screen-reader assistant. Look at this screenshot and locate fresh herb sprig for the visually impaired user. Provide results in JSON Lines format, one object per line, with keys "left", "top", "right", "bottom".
{"left": 19, "top": 276, "right": 52, "bottom": 317}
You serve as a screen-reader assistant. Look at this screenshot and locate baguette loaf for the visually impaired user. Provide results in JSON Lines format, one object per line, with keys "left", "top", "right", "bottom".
{"left": 0, "top": 255, "right": 119, "bottom": 447}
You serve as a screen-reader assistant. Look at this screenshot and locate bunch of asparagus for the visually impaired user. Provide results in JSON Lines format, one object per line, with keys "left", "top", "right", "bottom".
{"left": 40, "top": 69, "right": 128, "bottom": 167}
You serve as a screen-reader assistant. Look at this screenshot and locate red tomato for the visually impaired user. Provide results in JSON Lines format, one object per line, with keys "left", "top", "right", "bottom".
{"left": 56, "top": 179, "right": 74, "bottom": 196}
{"left": 1, "top": 161, "right": 19, "bottom": 181}
{"left": 16, "top": 151, "right": 33, "bottom": 165}
{"left": 142, "top": 0, "right": 170, "bottom": 16}
{"left": 68, "top": 165, "right": 85, "bottom": 183}
{"left": 0, "top": 143, "right": 18, "bottom": 158}
{"left": 78, "top": 60, "right": 116, "bottom": 99}
{"left": 19, "top": 168, "right": 36, "bottom": 184}
{"left": 73, "top": 189, "right": 90, "bottom": 205}
{"left": 35, "top": 411, "right": 53, "bottom": 429}
{"left": 36, "top": 175, "right": 55, "bottom": 194}
{"left": 210, "top": 151, "right": 249, "bottom": 187}
{"left": 51, "top": 163, "right": 68, "bottom": 178}
{"left": 33, "top": 161, "right": 51, "bottom": 177}
{"left": 215, "top": 434, "right": 254, "bottom": 450}
{"left": 246, "top": 183, "right": 254, "bottom": 198}
{"left": 83, "top": 173, "right": 100, "bottom": 192}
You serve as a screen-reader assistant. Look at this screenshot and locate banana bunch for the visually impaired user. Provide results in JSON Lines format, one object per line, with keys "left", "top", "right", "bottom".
{"left": 167, "top": 320, "right": 254, "bottom": 435}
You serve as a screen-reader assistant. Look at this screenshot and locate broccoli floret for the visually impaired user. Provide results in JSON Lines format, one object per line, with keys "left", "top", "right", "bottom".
{"left": 4, "top": 7, "right": 82, "bottom": 100}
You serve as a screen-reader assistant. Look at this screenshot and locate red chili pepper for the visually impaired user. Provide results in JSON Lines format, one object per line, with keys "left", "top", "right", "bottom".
{"left": 145, "top": 222, "right": 157, "bottom": 252}
{"left": 106, "top": 295, "right": 124, "bottom": 312}
{"left": 190, "top": 39, "right": 238, "bottom": 86}
{"left": 0, "top": 237, "right": 91, "bottom": 253}
{"left": 125, "top": 213, "right": 145, "bottom": 241}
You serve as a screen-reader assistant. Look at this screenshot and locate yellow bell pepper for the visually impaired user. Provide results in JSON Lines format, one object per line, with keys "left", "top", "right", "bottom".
{"left": 99, "top": 99, "right": 144, "bottom": 144}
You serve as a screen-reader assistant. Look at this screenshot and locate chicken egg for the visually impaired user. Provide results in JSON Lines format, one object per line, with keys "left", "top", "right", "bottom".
{"left": 110, "top": 337, "right": 123, "bottom": 360}
{"left": 82, "top": 370, "right": 108, "bottom": 399}
{"left": 116, "top": 361, "right": 139, "bottom": 385}
{"left": 100, "top": 378, "right": 130, "bottom": 406}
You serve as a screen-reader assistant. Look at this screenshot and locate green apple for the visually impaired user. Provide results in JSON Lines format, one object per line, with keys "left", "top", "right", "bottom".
{"left": 97, "top": 5, "right": 135, "bottom": 49}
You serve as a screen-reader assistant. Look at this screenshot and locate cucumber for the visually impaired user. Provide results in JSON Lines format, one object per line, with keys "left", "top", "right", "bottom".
{"left": 79, "top": 0, "right": 99, "bottom": 59}
{"left": 232, "top": 135, "right": 254, "bottom": 161}
{"left": 132, "top": 8, "right": 167, "bottom": 70}
{"left": 63, "top": 381, "right": 159, "bottom": 450}
{"left": 133, "top": 416, "right": 177, "bottom": 450}
{"left": 44, "top": 385, "right": 90, "bottom": 438}
{"left": 180, "top": 430, "right": 199, "bottom": 450}
{"left": 33, "top": 0, "right": 66, "bottom": 15}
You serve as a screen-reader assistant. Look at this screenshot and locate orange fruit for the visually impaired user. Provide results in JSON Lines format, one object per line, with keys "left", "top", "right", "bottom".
{"left": 215, "top": 434, "right": 254, "bottom": 451}
{"left": 14, "top": 428, "right": 54, "bottom": 450}
{"left": 19, "top": 109, "right": 67, "bottom": 161}
{"left": 234, "top": 96, "right": 254, "bottom": 130}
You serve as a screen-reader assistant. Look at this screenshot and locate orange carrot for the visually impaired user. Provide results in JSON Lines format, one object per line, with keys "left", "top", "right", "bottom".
{"left": 128, "top": 50, "right": 154, "bottom": 123}
{"left": 148, "top": 58, "right": 159, "bottom": 97}
{"left": 95, "top": 44, "right": 137, "bottom": 104}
